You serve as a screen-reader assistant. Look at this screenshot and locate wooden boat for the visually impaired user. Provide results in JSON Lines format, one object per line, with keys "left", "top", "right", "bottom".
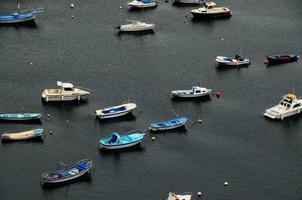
{"left": 149, "top": 117, "right": 188, "bottom": 131}
{"left": 128, "top": 0, "right": 157, "bottom": 8}
{"left": 1, "top": 128, "right": 43, "bottom": 141}
{"left": 216, "top": 55, "right": 250, "bottom": 66}
{"left": 264, "top": 54, "right": 299, "bottom": 65}
{"left": 95, "top": 103, "right": 137, "bottom": 119}
{"left": 0, "top": 7, "right": 43, "bottom": 24}
{"left": 171, "top": 86, "right": 212, "bottom": 98}
{"left": 98, "top": 132, "right": 145, "bottom": 150}
{"left": 191, "top": 1, "right": 231, "bottom": 18}
{"left": 167, "top": 192, "right": 192, "bottom": 200}
{"left": 0, "top": 113, "right": 41, "bottom": 121}
{"left": 41, "top": 159, "right": 93, "bottom": 186}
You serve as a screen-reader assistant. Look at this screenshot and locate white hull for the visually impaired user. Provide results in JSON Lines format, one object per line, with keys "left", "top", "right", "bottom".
{"left": 43, "top": 170, "right": 90, "bottom": 184}
{"left": 42, "top": 94, "right": 89, "bottom": 102}
{"left": 264, "top": 108, "right": 302, "bottom": 119}
{"left": 150, "top": 123, "right": 185, "bottom": 131}
{"left": 1, "top": 129, "right": 43, "bottom": 141}
{"left": 174, "top": 0, "right": 201, "bottom": 4}
{"left": 99, "top": 140, "right": 142, "bottom": 150}
{"left": 95, "top": 103, "right": 137, "bottom": 119}
{"left": 119, "top": 24, "right": 154, "bottom": 32}
{"left": 98, "top": 111, "right": 132, "bottom": 119}
{"left": 128, "top": 1, "right": 157, "bottom": 8}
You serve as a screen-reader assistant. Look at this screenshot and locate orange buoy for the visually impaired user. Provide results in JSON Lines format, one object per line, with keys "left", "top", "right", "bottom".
{"left": 215, "top": 91, "right": 221, "bottom": 98}
{"left": 264, "top": 59, "right": 268, "bottom": 64}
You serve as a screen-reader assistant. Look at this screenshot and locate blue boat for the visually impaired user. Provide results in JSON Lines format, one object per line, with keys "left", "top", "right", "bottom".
{"left": 0, "top": 8, "right": 43, "bottom": 24}
{"left": 41, "top": 159, "right": 93, "bottom": 185}
{"left": 98, "top": 132, "right": 145, "bottom": 150}
{"left": 265, "top": 54, "right": 299, "bottom": 65}
{"left": 0, "top": 113, "right": 41, "bottom": 121}
{"left": 95, "top": 103, "right": 137, "bottom": 119}
{"left": 149, "top": 117, "right": 189, "bottom": 131}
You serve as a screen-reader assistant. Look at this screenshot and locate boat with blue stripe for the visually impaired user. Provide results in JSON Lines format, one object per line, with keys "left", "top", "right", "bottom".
{"left": 95, "top": 103, "right": 137, "bottom": 119}
{"left": 1, "top": 128, "right": 44, "bottom": 141}
{"left": 149, "top": 117, "right": 189, "bottom": 131}
{"left": 41, "top": 159, "right": 93, "bottom": 186}
{"left": 98, "top": 132, "right": 145, "bottom": 150}
{"left": 0, "top": 8, "right": 44, "bottom": 24}
{"left": 0, "top": 113, "right": 41, "bottom": 121}
{"left": 216, "top": 55, "right": 250, "bottom": 66}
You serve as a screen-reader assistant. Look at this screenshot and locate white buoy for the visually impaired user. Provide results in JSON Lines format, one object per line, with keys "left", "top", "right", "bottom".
{"left": 197, "top": 192, "right": 202, "bottom": 197}
{"left": 30, "top": 62, "right": 33, "bottom": 65}
{"left": 224, "top": 181, "right": 229, "bottom": 186}
{"left": 221, "top": 38, "right": 224, "bottom": 41}
{"left": 47, "top": 114, "right": 50, "bottom": 118}
{"left": 119, "top": 6, "right": 122, "bottom": 9}
{"left": 70, "top": 3, "right": 74, "bottom": 8}
{"left": 49, "top": 131, "right": 53, "bottom": 134}
{"left": 151, "top": 136, "right": 156, "bottom": 141}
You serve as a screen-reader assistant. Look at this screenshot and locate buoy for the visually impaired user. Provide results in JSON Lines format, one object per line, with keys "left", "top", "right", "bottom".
{"left": 221, "top": 38, "right": 224, "bottom": 41}
{"left": 49, "top": 131, "right": 53, "bottom": 134}
{"left": 224, "top": 181, "right": 229, "bottom": 186}
{"left": 30, "top": 62, "right": 33, "bottom": 65}
{"left": 71, "top": 15, "right": 74, "bottom": 19}
{"left": 119, "top": 6, "right": 122, "bottom": 9}
{"left": 198, "top": 119, "right": 202, "bottom": 123}
{"left": 197, "top": 192, "right": 202, "bottom": 197}
{"left": 264, "top": 59, "right": 268, "bottom": 64}
{"left": 47, "top": 114, "right": 50, "bottom": 118}
{"left": 215, "top": 91, "right": 221, "bottom": 98}
{"left": 66, "top": 120, "right": 69, "bottom": 123}
{"left": 70, "top": 3, "right": 74, "bottom": 8}
{"left": 151, "top": 136, "right": 156, "bottom": 141}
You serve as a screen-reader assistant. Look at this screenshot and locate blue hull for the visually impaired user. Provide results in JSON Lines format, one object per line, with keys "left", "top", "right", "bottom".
{"left": 0, "top": 9, "right": 43, "bottom": 24}
{"left": 0, "top": 113, "right": 41, "bottom": 121}
{"left": 150, "top": 117, "right": 189, "bottom": 131}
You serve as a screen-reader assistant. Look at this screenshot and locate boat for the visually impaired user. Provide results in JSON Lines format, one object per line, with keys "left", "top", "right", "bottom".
{"left": 117, "top": 20, "right": 155, "bottom": 32}
{"left": 264, "top": 94, "right": 302, "bottom": 120}
{"left": 1, "top": 128, "right": 43, "bottom": 141}
{"left": 174, "top": 0, "right": 204, "bottom": 5}
{"left": 167, "top": 192, "right": 192, "bottom": 200}
{"left": 42, "top": 81, "right": 90, "bottom": 102}
{"left": 98, "top": 132, "right": 145, "bottom": 150}
{"left": 171, "top": 86, "right": 212, "bottom": 98}
{"left": 128, "top": 0, "right": 157, "bottom": 9}
{"left": 216, "top": 55, "right": 250, "bottom": 66}
{"left": 0, "top": 6, "right": 43, "bottom": 24}
{"left": 264, "top": 54, "right": 299, "bottom": 65}
{"left": 95, "top": 103, "right": 137, "bottom": 119}
{"left": 191, "top": 1, "right": 231, "bottom": 18}
{"left": 0, "top": 113, "right": 41, "bottom": 121}
{"left": 149, "top": 117, "right": 189, "bottom": 131}
{"left": 41, "top": 159, "right": 93, "bottom": 186}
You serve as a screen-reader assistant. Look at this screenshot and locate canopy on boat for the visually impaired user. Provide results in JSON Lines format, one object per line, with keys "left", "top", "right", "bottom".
{"left": 57, "top": 81, "right": 74, "bottom": 88}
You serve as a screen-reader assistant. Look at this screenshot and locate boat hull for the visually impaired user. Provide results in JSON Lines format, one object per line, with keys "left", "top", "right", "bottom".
{"left": 150, "top": 123, "right": 186, "bottom": 131}
{"left": 119, "top": 24, "right": 155, "bottom": 32}
{"left": 97, "top": 110, "right": 132, "bottom": 119}
{"left": 0, "top": 16, "right": 36, "bottom": 24}
{"left": 0, "top": 113, "right": 41, "bottom": 121}
{"left": 266, "top": 55, "right": 299, "bottom": 65}
{"left": 191, "top": 11, "right": 231, "bottom": 18}
{"left": 172, "top": 92, "right": 211, "bottom": 98}
{"left": 264, "top": 109, "right": 302, "bottom": 120}
{"left": 98, "top": 140, "right": 142, "bottom": 150}
{"left": 128, "top": 1, "right": 157, "bottom": 8}
{"left": 174, "top": 0, "right": 203, "bottom": 4}
{"left": 42, "top": 94, "right": 89, "bottom": 102}
{"left": 1, "top": 129, "right": 43, "bottom": 141}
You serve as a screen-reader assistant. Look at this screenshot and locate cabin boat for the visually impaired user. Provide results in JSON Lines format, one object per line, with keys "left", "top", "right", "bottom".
{"left": 98, "top": 132, "right": 145, "bottom": 150}
{"left": 41, "top": 159, "right": 93, "bottom": 186}
{"left": 216, "top": 55, "right": 250, "bottom": 66}
{"left": 95, "top": 103, "right": 137, "bottom": 119}
{"left": 42, "top": 81, "right": 90, "bottom": 102}
{"left": 128, "top": 0, "right": 157, "bottom": 8}
{"left": 167, "top": 192, "right": 192, "bottom": 200}
{"left": 171, "top": 86, "right": 212, "bottom": 98}
{"left": 191, "top": 1, "right": 231, "bottom": 18}
{"left": 117, "top": 20, "right": 155, "bottom": 32}
{"left": 0, "top": 7, "right": 43, "bottom": 24}
{"left": 264, "top": 54, "right": 299, "bottom": 65}
{"left": 264, "top": 94, "right": 302, "bottom": 119}
{"left": 149, "top": 117, "right": 188, "bottom": 131}
{"left": 1, "top": 128, "right": 43, "bottom": 141}
{"left": 0, "top": 113, "right": 41, "bottom": 121}
{"left": 174, "top": 0, "right": 204, "bottom": 5}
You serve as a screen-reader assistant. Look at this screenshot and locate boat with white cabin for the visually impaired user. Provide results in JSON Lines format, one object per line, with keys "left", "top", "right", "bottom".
{"left": 191, "top": 1, "right": 231, "bottom": 18}
{"left": 117, "top": 20, "right": 155, "bottom": 32}
{"left": 128, "top": 0, "right": 157, "bottom": 9}
{"left": 216, "top": 55, "right": 250, "bottom": 66}
{"left": 264, "top": 94, "right": 302, "bottom": 119}
{"left": 95, "top": 103, "right": 137, "bottom": 119}
{"left": 171, "top": 86, "right": 212, "bottom": 98}
{"left": 167, "top": 192, "right": 192, "bottom": 200}
{"left": 42, "top": 81, "right": 90, "bottom": 102}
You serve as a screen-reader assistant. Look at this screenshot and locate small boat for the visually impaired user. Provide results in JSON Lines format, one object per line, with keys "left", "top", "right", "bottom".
{"left": 174, "top": 0, "right": 204, "bottom": 5}
{"left": 0, "top": 6, "right": 43, "bottom": 24}
{"left": 117, "top": 20, "right": 155, "bottom": 32}
{"left": 42, "top": 81, "right": 90, "bottom": 102}
{"left": 167, "top": 192, "right": 192, "bottom": 200}
{"left": 41, "top": 159, "right": 93, "bottom": 186}
{"left": 171, "top": 86, "right": 212, "bottom": 98}
{"left": 1, "top": 128, "right": 43, "bottom": 141}
{"left": 98, "top": 132, "right": 145, "bottom": 150}
{"left": 149, "top": 117, "right": 189, "bottom": 131}
{"left": 264, "top": 93, "right": 302, "bottom": 120}
{"left": 216, "top": 55, "right": 250, "bottom": 66}
{"left": 95, "top": 103, "right": 137, "bottom": 119}
{"left": 191, "top": 1, "right": 231, "bottom": 18}
{"left": 0, "top": 113, "right": 41, "bottom": 121}
{"left": 128, "top": 0, "right": 157, "bottom": 9}
{"left": 264, "top": 54, "right": 299, "bottom": 65}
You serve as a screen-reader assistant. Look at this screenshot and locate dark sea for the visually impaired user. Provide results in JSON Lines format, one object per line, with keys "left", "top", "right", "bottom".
{"left": 1, "top": 0, "right": 302, "bottom": 199}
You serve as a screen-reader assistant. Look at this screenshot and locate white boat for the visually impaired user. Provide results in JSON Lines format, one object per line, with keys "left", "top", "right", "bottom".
{"left": 264, "top": 94, "right": 302, "bottom": 120}
{"left": 117, "top": 20, "right": 155, "bottom": 32}
{"left": 191, "top": 1, "right": 231, "bottom": 18}
{"left": 216, "top": 55, "right": 250, "bottom": 66}
{"left": 42, "top": 81, "right": 90, "bottom": 102}
{"left": 174, "top": 0, "right": 204, "bottom": 5}
{"left": 171, "top": 86, "right": 212, "bottom": 98}
{"left": 128, "top": 0, "right": 157, "bottom": 8}
{"left": 95, "top": 103, "right": 137, "bottom": 119}
{"left": 1, "top": 128, "right": 44, "bottom": 141}
{"left": 167, "top": 192, "right": 192, "bottom": 200}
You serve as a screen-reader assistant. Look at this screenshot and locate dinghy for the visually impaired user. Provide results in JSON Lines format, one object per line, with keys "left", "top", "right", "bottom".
{"left": 0, "top": 113, "right": 41, "bottom": 121}
{"left": 167, "top": 192, "right": 192, "bottom": 200}
{"left": 0, "top": 7, "right": 43, "bottom": 24}
{"left": 1, "top": 128, "right": 43, "bottom": 141}
{"left": 149, "top": 117, "right": 189, "bottom": 131}
{"left": 264, "top": 54, "right": 299, "bottom": 65}
{"left": 41, "top": 159, "right": 93, "bottom": 186}
{"left": 117, "top": 20, "right": 155, "bottom": 32}
{"left": 128, "top": 0, "right": 157, "bottom": 8}
{"left": 98, "top": 132, "right": 145, "bottom": 150}
{"left": 95, "top": 103, "right": 137, "bottom": 119}
{"left": 216, "top": 55, "right": 250, "bottom": 66}
{"left": 171, "top": 86, "right": 212, "bottom": 98}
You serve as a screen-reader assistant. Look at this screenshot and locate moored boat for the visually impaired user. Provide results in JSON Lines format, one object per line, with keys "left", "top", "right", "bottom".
{"left": 149, "top": 117, "right": 189, "bottom": 131}
{"left": 41, "top": 159, "right": 93, "bottom": 186}
{"left": 174, "top": 0, "right": 204, "bottom": 5}
{"left": 98, "top": 132, "right": 145, "bottom": 150}
{"left": 117, "top": 20, "right": 155, "bottom": 32}
{"left": 128, "top": 0, "right": 157, "bottom": 8}
{"left": 216, "top": 55, "right": 250, "bottom": 66}
{"left": 191, "top": 1, "right": 231, "bottom": 18}
{"left": 167, "top": 192, "right": 192, "bottom": 200}
{"left": 264, "top": 54, "right": 299, "bottom": 65}
{"left": 0, "top": 113, "right": 41, "bottom": 121}
{"left": 0, "top": 7, "right": 43, "bottom": 24}
{"left": 1, "top": 128, "right": 43, "bottom": 141}
{"left": 171, "top": 86, "right": 212, "bottom": 98}
{"left": 95, "top": 103, "right": 137, "bottom": 119}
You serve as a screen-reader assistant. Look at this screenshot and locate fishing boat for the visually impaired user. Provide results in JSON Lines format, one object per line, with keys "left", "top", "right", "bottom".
{"left": 191, "top": 1, "right": 231, "bottom": 18}
{"left": 149, "top": 117, "right": 189, "bottom": 131}
{"left": 117, "top": 20, "right": 155, "bottom": 32}
{"left": 98, "top": 132, "right": 145, "bottom": 150}
{"left": 174, "top": 0, "right": 204, "bottom": 5}
{"left": 1, "top": 128, "right": 43, "bottom": 141}
{"left": 264, "top": 94, "right": 302, "bottom": 120}
{"left": 171, "top": 86, "right": 212, "bottom": 98}
{"left": 167, "top": 192, "right": 192, "bottom": 200}
{"left": 216, "top": 55, "right": 250, "bottom": 66}
{"left": 0, "top": 113, "right": 41, "bottom": 121}
{"left": 95, "top": 103, "right": 137, "bottom": 119}
{"left": 41, "top": 159, "right": 93, "bottom": 186}
{"left": 42, "top": 81, "right": 90, "bottom": 102}
{"left": 128, "top": 0, "right": 157, "bottom": 8}
{"left": 264, "top": 54, "right": 299, "bottom": 65}
{"left": 0, "top": 5, "right": 43, "bottom": 24}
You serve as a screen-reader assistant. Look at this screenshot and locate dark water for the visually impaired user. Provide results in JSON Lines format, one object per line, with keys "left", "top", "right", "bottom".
{"left": 1, "top": 0, "right": 302, "bottom": 199}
